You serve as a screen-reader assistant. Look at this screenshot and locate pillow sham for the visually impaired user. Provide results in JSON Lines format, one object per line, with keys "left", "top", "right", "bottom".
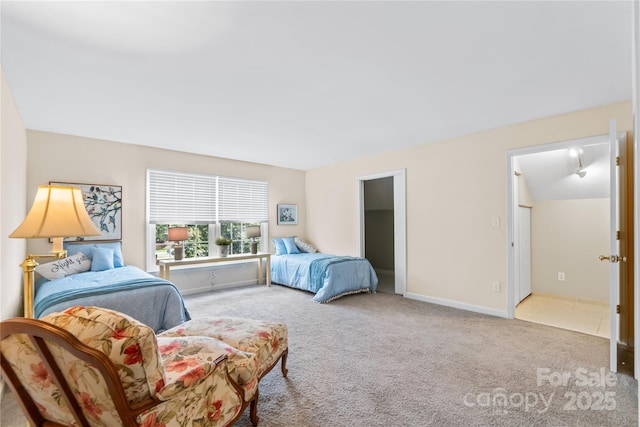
{"left": 272, "top": 237, "right": 287, "bottom": 255}
{"left": 65, "top": 241, "right": 124, "bottom": 267}
{"left": 294, "top": 237, "right": 318, "bottom": 253}
{"left": 283, "top": 236, "right": 300, "bottom": 254}
{"left": 35, "top": 252, "right": 91, "bottom": 280}
{"left": 91, "top": 247, "right": 115, "bottom": 271}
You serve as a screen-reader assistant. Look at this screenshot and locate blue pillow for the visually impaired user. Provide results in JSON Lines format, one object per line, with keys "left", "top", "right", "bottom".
{"left": 91, "top": 248, "right": 115, "bottom": 271}
{"left": 65, "top": 241, "right": 124, "bottom": 267}
{"left": 283, "top": 236, "right": 300, "bottom": 254}
{"left": 272, "top": 238, "right": 287, "bottom": 255}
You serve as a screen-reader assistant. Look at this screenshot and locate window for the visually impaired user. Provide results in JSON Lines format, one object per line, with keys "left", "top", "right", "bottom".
{"left": 147, "top": 170, "right": 268, "bottom": 269}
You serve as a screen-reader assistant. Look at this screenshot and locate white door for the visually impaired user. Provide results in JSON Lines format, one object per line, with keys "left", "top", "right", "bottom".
{"left": 518, "top": 206, "right": 532, "bottom": 303}
{"left": 607, "top": 120, "right": 625, "bottom": 373}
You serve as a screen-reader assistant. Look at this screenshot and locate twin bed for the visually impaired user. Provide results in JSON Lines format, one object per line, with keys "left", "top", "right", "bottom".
{"left": 33, "top": 242, "right": 190, "bottom": 333}
{"left": 32, "top": 238, "right": 376, "bottom": 332}
{"left": 270, "top": 237, "right": 378, "bottom": 302}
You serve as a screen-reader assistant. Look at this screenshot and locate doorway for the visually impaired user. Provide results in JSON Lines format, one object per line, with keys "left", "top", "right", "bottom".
{"left": 507, "top": 131, "right": 634, "bottom": 374}
{"left": 359, "top": 169, "right": 407, "bottom": 296}
{"left": 509, "top": 137, "right": 611, "bottom": 336}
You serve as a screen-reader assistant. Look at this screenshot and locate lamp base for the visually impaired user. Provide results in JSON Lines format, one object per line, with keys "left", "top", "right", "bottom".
{"left": 250, "top": 241, "right": 258, "bottom": 254}
{"left": 174, "top": 244, "right": 184, "bottom": 260}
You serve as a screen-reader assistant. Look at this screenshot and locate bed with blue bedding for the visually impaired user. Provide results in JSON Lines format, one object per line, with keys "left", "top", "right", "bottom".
{"left": 33, "top": 242, "right": 190, "bottom": 333}
{"left": 270, "top": 249, "right": 378, "bottom": 303}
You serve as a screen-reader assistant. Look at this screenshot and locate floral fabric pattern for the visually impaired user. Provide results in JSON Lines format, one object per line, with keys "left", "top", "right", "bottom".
{"left": 137, "top": 353, "right": 244, "bottom": 427}
{"left": 2, "top": 307, "right": 288, "bottom": 427}
{"left": 156, "top": 336, "right": 258, "bottom": 401}
{"left": 160, "top": 317, "right": 288, "bottom": 378}
{"left": 2, "top": 332, "right": 127, "bottom": 426}
{"left": 42, "top": 306, "right": 166, "bottom": 405}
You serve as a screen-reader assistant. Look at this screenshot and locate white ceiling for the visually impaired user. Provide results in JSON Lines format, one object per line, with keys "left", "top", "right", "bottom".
{"left": 0, "top": 1, "right": 633, "bottom": 173}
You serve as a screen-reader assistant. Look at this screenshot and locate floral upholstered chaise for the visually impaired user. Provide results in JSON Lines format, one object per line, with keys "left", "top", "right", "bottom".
{"left": 1, "top": 306, "right": 289, "bottom": 426}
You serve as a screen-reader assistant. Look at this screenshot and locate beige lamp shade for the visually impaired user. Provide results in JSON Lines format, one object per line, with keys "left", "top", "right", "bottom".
{"left": 10, "top": 185, "right": 102, "bottom": 241}
{"left": 245, "top": 225, "right": 261, "bottom": 239}
{"left": 168, "top": 227, "right": 188, "bottom": 242}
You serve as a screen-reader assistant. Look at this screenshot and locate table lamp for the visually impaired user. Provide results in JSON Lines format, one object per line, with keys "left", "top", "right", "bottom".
{"left": 168, "top": 226, "right": 188, "bottom": 260}
{"left": 245, "top": 225, "right": 261, "bottom": 254}
{"left": 9, "top": 185, "right": 102, "bottom": 317}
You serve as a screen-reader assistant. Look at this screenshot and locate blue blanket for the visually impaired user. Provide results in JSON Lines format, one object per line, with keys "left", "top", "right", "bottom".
{"left": 271, "top": 253, "right": 378, "bottom": 303}
{"left": 34, "top": 265, "right": 190, "bottom": 333}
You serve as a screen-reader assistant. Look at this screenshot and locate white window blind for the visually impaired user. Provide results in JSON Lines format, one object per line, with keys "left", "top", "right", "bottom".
{"left": 148, "top": 170, "right": 268, "bottom": 224}
{"left": 218, "top": 177, "right": 269, "bottom": 223}
{"left": 148, "top": 170, "right": 217, "bottom": 224}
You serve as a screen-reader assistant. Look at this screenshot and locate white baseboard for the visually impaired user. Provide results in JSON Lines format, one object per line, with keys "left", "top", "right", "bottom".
{"left": 180, "top": 280, "right": 258, "bottom": 296}
{"left": 404, "top": 292, "right": 508, "bottom": 318}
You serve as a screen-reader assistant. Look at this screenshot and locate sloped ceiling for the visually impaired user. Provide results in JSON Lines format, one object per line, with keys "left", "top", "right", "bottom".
{"left": 0, "top": 1, "right": 633, "bottom": 171}
{"left": 516, "top": 135, "right": 611, "bottom": 201}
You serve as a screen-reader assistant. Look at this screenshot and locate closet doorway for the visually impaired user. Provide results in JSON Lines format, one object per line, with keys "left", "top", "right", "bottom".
{"left": 359, "top": 169, "right": 406, "bottom": 295}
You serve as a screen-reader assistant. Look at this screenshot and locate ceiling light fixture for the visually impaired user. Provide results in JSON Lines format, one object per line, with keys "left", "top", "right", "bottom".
{"left": 568, "top": 147, "right": 584, "bottom": 158}
{"left": 570, "top": 147, "right": 587, "bottom": 178}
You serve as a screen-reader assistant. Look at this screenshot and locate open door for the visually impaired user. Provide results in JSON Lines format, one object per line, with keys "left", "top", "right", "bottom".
{"left": 603, "top": 120, "right": 627, "bottom": 373}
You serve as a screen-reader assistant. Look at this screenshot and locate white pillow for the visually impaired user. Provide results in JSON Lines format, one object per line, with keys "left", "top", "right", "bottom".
{"left": 35, "top": 252, "right": 91, "bottom": 280}
{"left": 294, "top": 237, "right": 318, "bottom": 253}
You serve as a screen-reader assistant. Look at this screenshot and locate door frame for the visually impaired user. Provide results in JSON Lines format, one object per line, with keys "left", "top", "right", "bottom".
{"left": 358, "top": 169, "right": 407, "bottom": 295}
{"left": 506, "top": 134, "right": 615, "bottom": 319}
{"left": 517, "top": 205, "right": 532, "bottom": 303}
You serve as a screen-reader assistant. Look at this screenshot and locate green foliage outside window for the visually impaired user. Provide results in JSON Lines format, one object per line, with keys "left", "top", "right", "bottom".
{"left": 156, "top": 223, "right": 260, "bottom": 259}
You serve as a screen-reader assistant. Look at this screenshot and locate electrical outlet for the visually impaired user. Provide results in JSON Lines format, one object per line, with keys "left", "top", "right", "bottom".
{"left": 558, "top": 272, "right": 565, "bottom": 281}
{"left": 492, "top": 282, "right": 500, "bottom": 292}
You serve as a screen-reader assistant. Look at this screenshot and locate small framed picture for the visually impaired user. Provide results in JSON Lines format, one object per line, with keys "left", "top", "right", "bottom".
{"left": 277, "top": 204, "right": 298, "bottom": 225}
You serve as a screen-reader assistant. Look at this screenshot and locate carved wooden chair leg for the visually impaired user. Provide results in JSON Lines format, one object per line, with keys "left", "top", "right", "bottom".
{"left": 250, "top": 388, "right": 260, "bottom": 426}
{"left": 280, "top": 348, "right": 289, "bottom": 377}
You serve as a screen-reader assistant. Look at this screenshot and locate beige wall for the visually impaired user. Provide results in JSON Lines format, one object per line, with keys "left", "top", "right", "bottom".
{"left": 1, "top": 68, "right": 28, "bottom": 320}
{"left": 7, "top": 100, "right": 634, "bottom": 317}
{"left": 305, "top": 101, "right": 632, "bottom": 314}
{"left": 531, "top": 199, "right": 609, "bottom": 301}
{"left": 26, "top": 131, "right": 306, "bottom": 270}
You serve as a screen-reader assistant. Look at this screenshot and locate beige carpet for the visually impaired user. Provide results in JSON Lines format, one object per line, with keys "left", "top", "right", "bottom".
{"left": 2, "top": 284, "right": 638, "bottom": 426}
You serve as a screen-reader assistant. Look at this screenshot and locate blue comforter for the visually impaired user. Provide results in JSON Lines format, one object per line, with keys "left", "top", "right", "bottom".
{"left": 271, "top": 253, "right": 378, "bottom": 302}
{"left": 34, "top": 265, "right": 190, "bottom": 332}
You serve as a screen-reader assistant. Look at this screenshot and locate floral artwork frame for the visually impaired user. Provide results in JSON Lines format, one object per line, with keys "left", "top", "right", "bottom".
{"left": 50, "top": 181, "right": 122, "bottom": 241}
{"left": 277, "top": 204, "right": 298, "bottom": 225}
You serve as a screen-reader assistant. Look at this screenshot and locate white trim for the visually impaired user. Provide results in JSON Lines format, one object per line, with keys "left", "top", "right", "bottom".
{"left": 506, "top": 154, "right": 516, "bottom": 319}
{"left": 179, "top": 281, "right": 259, "bottom": 296}
{"left": 505, "top": 134, "right": 611, "bottom": 320}
{"left": 358, "top": 169, "right": 407, "bottom": 295}
{"left": 405, "top": 292, "right": 508, "bottom": 319}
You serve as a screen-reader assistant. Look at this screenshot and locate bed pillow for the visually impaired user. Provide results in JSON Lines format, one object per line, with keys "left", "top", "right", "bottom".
{"left": 295, "top": 237, "right": 318, "bottom": 253}
{"left": 65, "top": 241, "right": 124, "bottom": 267}
{"left": 283, "top": 236, "right": 300, "bottom": 254}
{"left": 272, "top": 238, "right": 287, "bottom": 255}
{"left": 91, "top": 247, "right": 115, "bottom": 271}
{"left": 35, "top": 252, "right": 91, "bottom": 280}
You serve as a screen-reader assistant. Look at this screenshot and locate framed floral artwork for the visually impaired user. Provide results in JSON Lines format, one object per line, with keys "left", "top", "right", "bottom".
{"left": 50, "top": 181, "right": 122, "bottom": 241}
{"left": 277, "top": 204, "right": 297, "bottom": 225}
